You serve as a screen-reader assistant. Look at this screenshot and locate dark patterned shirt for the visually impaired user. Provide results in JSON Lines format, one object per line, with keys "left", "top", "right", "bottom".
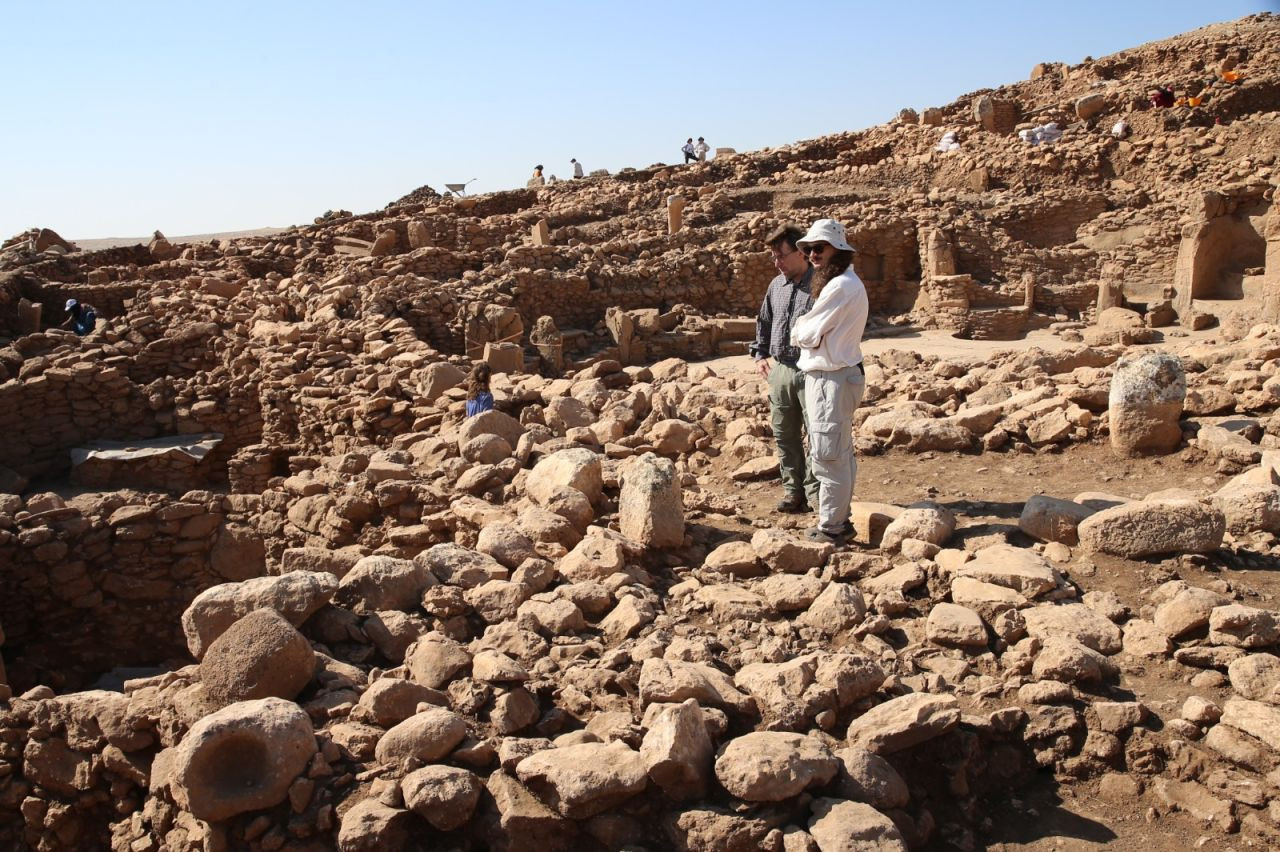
{"left": 749, "top": 266, "right": 814, "bottom": 365}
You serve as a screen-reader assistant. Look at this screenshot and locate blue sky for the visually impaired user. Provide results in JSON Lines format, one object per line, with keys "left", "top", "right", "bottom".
{"left": 0, "top": 0, "right": 1273, "bottom": 239}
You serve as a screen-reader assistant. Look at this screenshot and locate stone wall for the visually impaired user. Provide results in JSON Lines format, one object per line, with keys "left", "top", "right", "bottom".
{"left": 0, "top": 490, "right": 267, "bottom": 693}
{"left": 0, "top": 364, "right": 155, "bottom": 480}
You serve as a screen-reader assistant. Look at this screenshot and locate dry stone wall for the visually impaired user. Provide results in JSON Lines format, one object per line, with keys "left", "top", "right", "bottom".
{"left": 0, "top": 490, "right": 266, "bottom": 693}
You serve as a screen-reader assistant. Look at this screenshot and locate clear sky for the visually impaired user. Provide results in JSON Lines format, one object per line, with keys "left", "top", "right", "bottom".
{"left": 0, "top": 0, "right": 1273, "bottom": 240}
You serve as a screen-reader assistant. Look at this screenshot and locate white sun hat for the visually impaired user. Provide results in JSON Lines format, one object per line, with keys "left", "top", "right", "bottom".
{"left": 65, "top": 298, "right": 78, "bottom": 310}
{"left": 797, "top": 218, "right": 854, "bottom": 252}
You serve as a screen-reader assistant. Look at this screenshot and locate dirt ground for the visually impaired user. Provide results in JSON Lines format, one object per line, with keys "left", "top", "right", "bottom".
{"left": 685, "top": 340, "right": 1280, "bottom": 851}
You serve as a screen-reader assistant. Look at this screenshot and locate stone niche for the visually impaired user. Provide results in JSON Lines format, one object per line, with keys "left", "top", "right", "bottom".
{"left": 1174, "top": 187, "right": 1272, "bottom": 324}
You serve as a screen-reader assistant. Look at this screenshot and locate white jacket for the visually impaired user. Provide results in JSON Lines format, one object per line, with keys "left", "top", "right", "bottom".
{"left": 790, "top": 268, "right": 868, "bottom": 372}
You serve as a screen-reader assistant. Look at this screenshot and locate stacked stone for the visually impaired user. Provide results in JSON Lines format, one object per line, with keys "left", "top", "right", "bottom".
{"left": 0, "top": 490, "right": 265, "bottom": 692}
{"left": 0, "top": 359, "right": 152, "bottom": 479}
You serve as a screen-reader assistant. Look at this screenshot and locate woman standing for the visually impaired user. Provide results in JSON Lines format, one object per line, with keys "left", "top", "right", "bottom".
{"left": 789, "top": 219, "right": 869, "bottom": 544}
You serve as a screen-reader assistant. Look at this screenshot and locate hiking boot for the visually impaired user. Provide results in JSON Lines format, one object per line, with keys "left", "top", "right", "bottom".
{"left": 804, "top": 526, "right": 848, "bottom": 545}
{"left": 776, "top": 493, "right": 810, "bottom": 514}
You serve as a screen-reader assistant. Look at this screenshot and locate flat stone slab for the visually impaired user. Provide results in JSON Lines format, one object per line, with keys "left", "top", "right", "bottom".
{"left": 845, "top": 693, "right": 960, "bottom": 754}
{"left": 72, "top": 433, "right": 224, "bottom": 465}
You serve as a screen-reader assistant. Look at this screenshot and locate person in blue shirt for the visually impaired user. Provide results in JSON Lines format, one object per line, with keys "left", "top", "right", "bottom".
{"left": 465, "top": 363, "right": 494, "bottom": 417}
{"left": 60, "top": 299, "right": 97, "bottom": 336}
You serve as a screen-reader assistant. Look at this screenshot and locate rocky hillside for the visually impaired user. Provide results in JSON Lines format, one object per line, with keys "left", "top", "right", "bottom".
{"left": 0, "top": 11, "right": 1278, "bottom": 852}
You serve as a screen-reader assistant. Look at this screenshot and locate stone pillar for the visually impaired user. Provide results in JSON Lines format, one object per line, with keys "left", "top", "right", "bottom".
{"left": 1097, "top": 279, "right": 1123, "bottom": 313}
{"left": 1261, "top": 188, "right": 1280, "bottom": 324}
{"left": 1023, "top": 272, "right": 1037, "bottom": 309}
{"left": 919, "top": 227, "right": 956, "bottom": 277}
{"left": 1109, "top": 353, "right": 1185, "bottom": 457}
{"left": 17, "top": 298, "right": 41, "bottom": 334}
{"left": 606, "top": 306, "right": 637, "bottom": 365}
{"left": 531, "top": 219, "right": 549, "bottom": 247}
{"left": 484, "top": 342, "right": 523, "bottom": 375}
{"left": 529, "top": 315, "right": 564, "bottom": 376}
{"left": 667, "top": 196, "right": 687, "bottom": 235}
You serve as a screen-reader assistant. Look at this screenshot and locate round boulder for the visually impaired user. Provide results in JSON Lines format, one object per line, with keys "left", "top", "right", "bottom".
{"left": 199, "top": 608, "right": 316, "bottom": 705}
{"left": 168, "top": 697, "right": 316, "bottom": 822}
{"left": 401, "top": 765, "right": 483, "bottom": 831}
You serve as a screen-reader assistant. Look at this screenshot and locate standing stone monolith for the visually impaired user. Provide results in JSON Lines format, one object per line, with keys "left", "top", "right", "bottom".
{"left": 1108, "top": 352, "right": 1185, "bottom": 457}
{"left": 618, "top": 453, "right": 684, "bottom": 548}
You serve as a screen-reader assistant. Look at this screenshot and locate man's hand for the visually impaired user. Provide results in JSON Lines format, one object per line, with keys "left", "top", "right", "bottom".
{"left": 755, "top": 358, "right": 771, "bottom": 379}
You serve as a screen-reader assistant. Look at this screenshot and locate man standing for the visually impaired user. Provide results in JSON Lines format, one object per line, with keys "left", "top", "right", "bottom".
{"left": 682, "top": 138, "right": 697, "bottom": 164}
{"left": 694, "top": 137, "right": 710, "bottom": 162}
{"left": 571, "top": 158, "right": 584, "bottom": 178}
{"left": 750, "top": 225, "right": 818, "bottom": 513}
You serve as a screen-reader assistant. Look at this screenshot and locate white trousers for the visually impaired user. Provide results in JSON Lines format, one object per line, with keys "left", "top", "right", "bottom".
{"left": 804, "top": 365, "right": 866, "bottom": 534}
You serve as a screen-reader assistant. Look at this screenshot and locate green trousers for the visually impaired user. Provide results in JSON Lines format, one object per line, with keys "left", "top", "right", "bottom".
{"left": 767, "top": 360, "right": 819, "bottom": 503}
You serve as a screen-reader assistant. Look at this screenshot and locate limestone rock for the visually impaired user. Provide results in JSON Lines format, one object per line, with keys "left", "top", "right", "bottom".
{"left": 337, "top": 799, "right": 411, "bottom": 852}
{"left": 198, "top": 608, "right": 316, "bottom": 706}
{"left": 336, "top": 555, "right": 435, "bottom": 613}
{"left": 527, "top": 448, "right": 604, "bottom": 505}
{"left": 1078, "top": 499, "right": 1224, "bottom": 558}
{"left": 617, "top": 453, "right": 684, "bottom": 548}
{"left": 799, "top": 583, "right": 867, "bottom": 633}
{"left": 879, "top": 503, "right": 955, "bottom": 551}
{"left": 374, "top": 707, "right": 468, "bottom": 766}
{"left": 404, "top": 633, "right": 472, "bottom": 688}
{"left": 1154, "top": 586, "right": 1233, "bottom": 638}
{"left": 1108, "top": 353, "right": 1185, "bottom": 457}
{"left": 925, "top": 602, "right": 989, "bottom": 648}
{"left": 639, "top": 658, "right": 755, "bottom": 715}
{"left": 515, "top": 740, "right": 648, "bottom": 818}
{"left": 1219, "top": 698, "right": 1280, "bottom": 751}
{"left": 1209, "top": 604, "right": 1279, "bottom": 649}
{"left": 401, "top": 765, "right": 483, "bottom": 831}
{"left": 1018, "top": 495, "right": 1095, "bottom": 545}
{"left": 751, "top": 528, "right": 832, "bottom": 573}
{"left": 419, "top": 543, "right": 509, "bottom": 588}
{"left": 834, "top": 747, "right": 909, "bottom": 809}
{"left": 641, "top": 698, "right": 713, "bottom": 800}
{"left": 714, "top": 732, "right": 838, "bottom": 802}
{"left": 845, "top": 693, "right": 960, "bottom": 754}
{"left": 704, "top": 540, "right": 763, "bottom": 577}
{"left": 1227, "top": 654, "right": 1280, "bottom": 702}
{"left": 181, "top": 571, "right": 337, "bottom": 659}
{"left": 167, "top": 697, "right": 316, "bottom": 822}
{"left": 356, "top": 678, "right": 447, "bottom": 727}
{"left": 1032, "top": 636, "right": 1115, "bottom": 683}
{"left": 1022, "top": 603, "right": 1123, "bottom": 654}
{"left": 807, "top": 797, "right": 907, "bottom": 852}
{"left": 734, "top": 652, "right": 884, "bottom": 731}
{"left": 958, "top": 544, "right": 1061, "bottom": 598}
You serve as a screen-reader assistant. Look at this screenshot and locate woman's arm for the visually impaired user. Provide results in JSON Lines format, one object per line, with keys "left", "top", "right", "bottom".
{"left": 791, "top": 282, "right": 850, "bottom": 348}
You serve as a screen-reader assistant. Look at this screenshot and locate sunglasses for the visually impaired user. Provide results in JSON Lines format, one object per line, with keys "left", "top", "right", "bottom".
{"left": 802, "top": 244, "right": 830, "bottom": 256}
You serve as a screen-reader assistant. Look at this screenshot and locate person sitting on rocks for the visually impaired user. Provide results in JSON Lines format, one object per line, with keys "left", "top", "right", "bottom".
{"left": 465, "top": 363, "right": 495, "bottom": 417}
{"left": 60, "top": 298, "right": 97, "bottom": 336}
{"left": 530, "top": 165, "right": 546, "bottom": 187}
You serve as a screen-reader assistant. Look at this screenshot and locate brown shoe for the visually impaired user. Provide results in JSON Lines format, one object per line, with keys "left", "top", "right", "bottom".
{"left": 777, "top": 493, "right": 810, "bottom": 514}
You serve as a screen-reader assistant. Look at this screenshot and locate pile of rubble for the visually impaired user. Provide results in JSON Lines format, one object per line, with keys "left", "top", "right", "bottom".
{"left": 1, "top": 11, "right": 1279, "bottom": 852}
